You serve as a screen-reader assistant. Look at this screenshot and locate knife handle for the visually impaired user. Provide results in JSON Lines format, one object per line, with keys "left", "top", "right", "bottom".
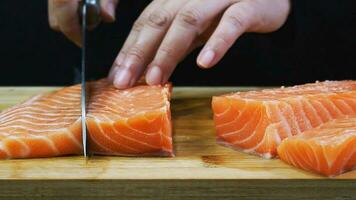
{"left": 78, "top": 0, "right": 102, "bottom": 30}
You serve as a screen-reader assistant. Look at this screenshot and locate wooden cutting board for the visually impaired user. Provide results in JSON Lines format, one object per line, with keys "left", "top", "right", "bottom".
{"left": 0, "top": 86, "right": 355, "bottom": 200}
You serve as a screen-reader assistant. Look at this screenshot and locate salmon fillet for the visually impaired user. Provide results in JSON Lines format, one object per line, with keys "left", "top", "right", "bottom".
{"left": 0, "top": 85, "right": 82, "bottom": 159}
{"left": 0, "top": 79, "right": 173, "bottom": 159}
{"left": 87, "top": 79, "right": 173, "bottom": 156}
{"left": 212, "top": 81, "right": 356, "bottom": 158}
{"left": 277, "top": 116, "right": 356, "bottom": 176}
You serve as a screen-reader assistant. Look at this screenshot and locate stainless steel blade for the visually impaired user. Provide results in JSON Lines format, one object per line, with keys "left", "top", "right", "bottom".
{"left": 81, "top": 2, "right": 88, "bottom": 157}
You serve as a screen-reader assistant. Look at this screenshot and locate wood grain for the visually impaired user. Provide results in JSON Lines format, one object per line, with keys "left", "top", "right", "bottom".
{"left": 0, "top": 86, "right": 355, "bottom": 200}
{"left": 1, "top": 180, "right": 355, "bottom": 200}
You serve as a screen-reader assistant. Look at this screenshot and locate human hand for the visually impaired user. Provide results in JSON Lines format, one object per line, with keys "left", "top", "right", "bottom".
{"left": 48, "top": 0, "right": 119, "bottom": 46}
{"left": 108, "top": 0, "right": 290, "bottom": 89}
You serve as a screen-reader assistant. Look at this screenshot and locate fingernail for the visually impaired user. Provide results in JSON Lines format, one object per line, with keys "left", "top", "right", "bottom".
{"left": 198, "top": 50, "right": 215, "bottom": 68}
{"left": 106, "top": 2, "right": 116, "bottom": 21}
{"left": 146, "top": 66, "right": 163, "bottom": 85}
{"left": 114, "top": 68, "right": 132, "bottom": 89}
{"left": 108, "top": 67, "right": 119, "bottom": 82}
{"left": 108, "top": 54, "right": 125, "bottom": 81}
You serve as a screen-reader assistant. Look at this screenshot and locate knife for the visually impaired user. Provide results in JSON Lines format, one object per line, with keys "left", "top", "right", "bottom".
{"left": 79, "top": 0, "right": 101, "bottom": 157}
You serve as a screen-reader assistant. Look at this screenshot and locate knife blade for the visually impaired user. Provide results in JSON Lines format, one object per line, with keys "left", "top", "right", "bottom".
{"left": 80, "top": 1, "right": 88, "bottom": 157}
{"left": 79, "top": 0, "right": 101, "bottom": 157}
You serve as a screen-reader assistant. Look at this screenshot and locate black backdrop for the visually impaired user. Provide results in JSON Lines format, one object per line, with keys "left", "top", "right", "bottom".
{"left": 0, "top": 0, "right": 355, "bottom": 86}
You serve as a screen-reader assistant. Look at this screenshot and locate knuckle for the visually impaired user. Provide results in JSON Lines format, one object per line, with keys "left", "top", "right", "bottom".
{"left": 177, "top": 8, "right": 201, "bottom": 27}
{"left": 226, "top": 14, "right": 246, "bottom": 30}
{"left": 113, "top": 56, "right": 123, "bottom": 67}
{"left": 158, "top": 45, "right": 176, "bottom": 59}
{"left": 127, "top": 45, "right": 146, "bottom": 63}
{"left": 216, "top": 35, "right": 231, "bottom": 47}
{"left": 132, "top": 19, "right": 144, "bottom": 32}
{"left": 113, "top": 60, "right": 121, "bottom": 67}
{"left": 147, "top": 9, "right": 171, "bottom": 28}
{"left": 119, "top": 49, "right": 128, "bottom": 57}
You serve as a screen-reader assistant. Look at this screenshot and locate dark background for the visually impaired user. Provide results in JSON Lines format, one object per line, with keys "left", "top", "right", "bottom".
{"left": 0, "top": 0, "right": 355, "bottom": 86}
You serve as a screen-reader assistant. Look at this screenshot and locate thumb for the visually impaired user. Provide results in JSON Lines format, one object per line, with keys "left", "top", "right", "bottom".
{"left": 100, "top": 0, "right": 120, "bottom": 22}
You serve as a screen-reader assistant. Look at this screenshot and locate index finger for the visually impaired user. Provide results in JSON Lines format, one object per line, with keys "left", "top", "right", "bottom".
{"left": 146, "top": 0, "right": 233, "bottom": 85}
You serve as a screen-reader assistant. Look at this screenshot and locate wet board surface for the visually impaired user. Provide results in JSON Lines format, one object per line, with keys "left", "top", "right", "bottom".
{"left": 0, "top": 86, "right": 355, "bottom": 200}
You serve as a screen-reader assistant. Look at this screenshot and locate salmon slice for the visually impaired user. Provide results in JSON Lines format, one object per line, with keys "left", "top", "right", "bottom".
{"left": 0, "top": 85, "right": 82, "bottom": 159}
{"left": 277, "top": 116, "right": 356, "bottom": 176}
{"left": 0, "top": 79, "right": 173, "bottom": 159}
{"left": 212, "top": 81, "right": 356, "bottom": 158}
{"left": 86, "top": 79, "right": 173, "bottom": 156}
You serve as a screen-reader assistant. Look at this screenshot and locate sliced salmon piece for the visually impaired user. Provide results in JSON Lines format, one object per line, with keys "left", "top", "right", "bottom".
{"left": 212, "top": 81, "right": 356, "bottom": 158}
{"left": 0, "top": 79, "right": 173, "bottom": 159}
{"left": 0, "top": 85, "right": 83, "bottom": 159}
{"left": 277, "top": 116, "right": 356, "bottom": 176}
{"left": 86, "top": 79, "right": 173, "bottom": 156}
